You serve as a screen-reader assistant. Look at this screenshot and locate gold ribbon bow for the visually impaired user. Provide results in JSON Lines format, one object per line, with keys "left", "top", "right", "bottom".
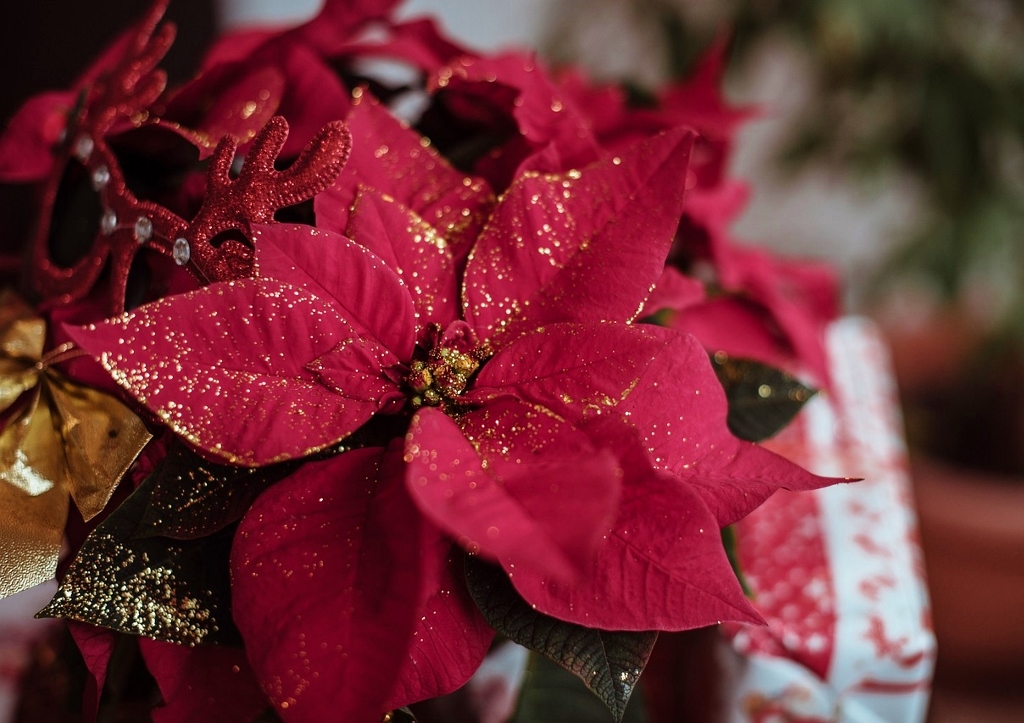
{"left": 0, "top": 290, "right": 151, "bottom": 599}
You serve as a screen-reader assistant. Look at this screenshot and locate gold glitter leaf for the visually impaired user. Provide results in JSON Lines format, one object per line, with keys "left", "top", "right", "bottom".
{"left": 135, "top": 443, "right": 296, "bottom": 541}
{"left": 0, "top": 362, "right": 38, "bottom": 418}
{"left": 39, "top": 471, "right": 238, "bottom": 646}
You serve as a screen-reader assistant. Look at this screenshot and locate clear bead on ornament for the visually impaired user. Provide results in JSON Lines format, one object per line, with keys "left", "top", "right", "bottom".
{"left": 90, "top": 166, "right": 110, "bottom": 191}
{"left": 172, "top": 237, "right": 191, "bottom": 266}
{"left": 74, "top": 136, "right": 94, "bottom": 162}
{"left": 134, "top": 216, "right": 153, "bottom": 244}
{"left": 100, "top": 210, "right": 117, "bottom": 235}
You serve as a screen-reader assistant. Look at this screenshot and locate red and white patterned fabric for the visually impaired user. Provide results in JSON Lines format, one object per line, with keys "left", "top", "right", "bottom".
{"left": 723, "top": 317, "right": 935, "bottom": 722}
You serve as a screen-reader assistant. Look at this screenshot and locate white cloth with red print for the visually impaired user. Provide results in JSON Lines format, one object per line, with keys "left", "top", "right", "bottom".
{"left": 723, "top": 317, "right": 935, "bottom": 722}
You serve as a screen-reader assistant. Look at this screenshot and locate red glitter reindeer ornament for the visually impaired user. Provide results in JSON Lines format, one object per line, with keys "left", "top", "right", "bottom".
{"left": 30, "top": 0, "right": 352, "bottom": 314}
{"left": 30, "top": 0, "right": 180, "bottom": 314}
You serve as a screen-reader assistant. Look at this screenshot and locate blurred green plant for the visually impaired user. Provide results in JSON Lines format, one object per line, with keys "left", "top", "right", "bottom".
{"left": 726, "top": 0, "right": 1024, "bottom": 473}
{"left": 734, "top": 0, "right": 1024, "bottom": 327}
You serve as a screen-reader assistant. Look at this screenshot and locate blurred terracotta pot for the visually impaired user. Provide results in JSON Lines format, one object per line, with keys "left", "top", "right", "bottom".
{"left": 878, "top": 303, "right": 1024, "bottom": 684}
{"left": 911, "top": 454, "right": 1024, "bottom": 680}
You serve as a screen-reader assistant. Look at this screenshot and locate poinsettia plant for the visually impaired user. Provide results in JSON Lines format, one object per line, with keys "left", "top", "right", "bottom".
{"left": 0, "top": 1, "right": 848, "bottom": 722}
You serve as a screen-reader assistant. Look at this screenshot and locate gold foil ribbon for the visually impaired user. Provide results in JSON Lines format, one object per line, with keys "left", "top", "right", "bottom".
{"left": 0, "top": 290, "right": 151, "bottom": 598}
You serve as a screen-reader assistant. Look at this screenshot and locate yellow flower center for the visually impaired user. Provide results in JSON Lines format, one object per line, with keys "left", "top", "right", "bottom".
{"left": 407, "top": 346, "right": 480, "bottom": 408}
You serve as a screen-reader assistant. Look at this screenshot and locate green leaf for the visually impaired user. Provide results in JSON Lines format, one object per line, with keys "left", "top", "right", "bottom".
{"left": 39, "top": 469, "right": 239, "bottom": 646}
{"left": 465, "top": 557, "right": 654, "bottom": 723}
{"left": 135, "top": 443, "right": 296, "bottom": 540}
{"left": 721, "top": 525, "right": 752, "bottom": 598}
{"left": 711, "top": 355, "right": 816, "bottom": 442}
{"left": 510, "top": 653, "right": 649, "bottom": 723}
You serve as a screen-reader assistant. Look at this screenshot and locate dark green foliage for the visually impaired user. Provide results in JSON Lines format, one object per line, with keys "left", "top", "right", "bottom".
{"left": 711, "top": 354, "right": 816, "bottom": 442}
{"left": 465, "top": 558, "right": 654, "bottom": 723}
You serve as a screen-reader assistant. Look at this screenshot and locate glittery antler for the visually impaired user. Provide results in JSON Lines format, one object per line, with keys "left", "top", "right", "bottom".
{"left": 31, "top": 0, "right": 181, "bottom": 314}
{"left": 76, "top": 0, "right": 176, "bottom": 138}
{"left": 178, "top": 116, "right": 352, "bottom": 284}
